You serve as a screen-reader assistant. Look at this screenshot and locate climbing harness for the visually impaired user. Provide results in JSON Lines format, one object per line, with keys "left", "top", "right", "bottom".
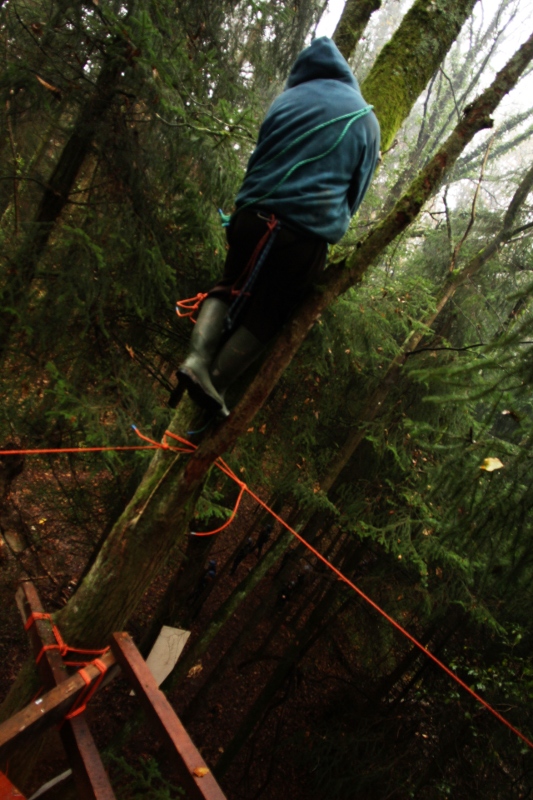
{"left": 224, "top": 212, "right": 281, "bottom": 332}
{"left": 174, "top": 214, "right": 281, "bottom": 333}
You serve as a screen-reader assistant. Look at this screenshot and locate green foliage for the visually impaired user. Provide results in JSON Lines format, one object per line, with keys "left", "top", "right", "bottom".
{"left": 106, "top": 752, "right": 184, "bottom": 799}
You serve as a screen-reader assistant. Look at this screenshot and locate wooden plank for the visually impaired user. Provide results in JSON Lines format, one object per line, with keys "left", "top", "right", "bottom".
{"left": 60, "top": 717, "right": 115, "bottom": 800}
{"left": 0, "top": 770, "right": 26, "bottom": 798}
{"left": 16, "top": 583, "right": 69, "bottom": 689}
{"left": 17, "top": 582, "right": 116, "bottom": 800}
{"left": 110, "top": 633, "right": 227, "bottom": 800}
{"left": 0, "top": 653, "right": 116, "bottom": 762}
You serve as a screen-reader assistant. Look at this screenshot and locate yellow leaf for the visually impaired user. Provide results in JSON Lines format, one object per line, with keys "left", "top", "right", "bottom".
{"left": 125, "top": 344, "right": 135, "bottom": 359}
{"left": 480, "top": 457, "right": 504, "bottom": 472}
{"left": 35, "top": 75, "right": 61, "bottom": 95}
{"left": 187, "top": 664, "right": 203, "bottom": 679}
{"left": 193, "top": 767, "right": 210, "bottom": 777}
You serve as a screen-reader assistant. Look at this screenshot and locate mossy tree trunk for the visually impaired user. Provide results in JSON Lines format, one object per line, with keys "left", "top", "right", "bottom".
{"left": 0, "top": 56, "right": 122, "bottom": 358}
{"left": 332, "top": 0, "right": 382, "bottom": 61}
{"left": 360, "top": 0, "right": 478, "bottom": 151}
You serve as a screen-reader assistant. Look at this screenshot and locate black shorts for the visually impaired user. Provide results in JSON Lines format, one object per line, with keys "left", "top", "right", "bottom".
{"left": 208, "top": 209, "right": 328, "bottom": 343}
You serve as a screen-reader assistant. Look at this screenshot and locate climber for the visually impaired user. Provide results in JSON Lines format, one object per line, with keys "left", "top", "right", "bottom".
{"left": 230, "top": 537, "right": 254, "bottom": 576}
{"left": 252, "top": 521, "right": 273, "bottom": 559}
{"left": 170, "top": 36, "right": 380, "bottom": 415}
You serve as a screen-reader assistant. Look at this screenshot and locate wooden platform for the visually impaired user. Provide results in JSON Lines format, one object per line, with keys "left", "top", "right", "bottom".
{"left": 0, "top": 581, "right": 227, "bottom": 800}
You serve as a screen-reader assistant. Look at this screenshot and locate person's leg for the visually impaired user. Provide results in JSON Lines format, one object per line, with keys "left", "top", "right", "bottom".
{"left": 173, "top": 297, "right": 229, "bottom": 413}
{"left": 210, "top": 326, "right": 264, "bottom": 394}
{"left": 170, "top": 211, "right": 267, "bottom": 411}
{"left": 171, "top": 210, "right": 327, "bottom": 412}
{"left": 210, "top": 223, "right": 327, "bottom": 396}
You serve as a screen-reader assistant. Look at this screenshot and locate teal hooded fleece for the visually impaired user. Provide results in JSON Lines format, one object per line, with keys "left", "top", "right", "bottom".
{"left": 235, "top": 37, "right": 380, "bottom": 244}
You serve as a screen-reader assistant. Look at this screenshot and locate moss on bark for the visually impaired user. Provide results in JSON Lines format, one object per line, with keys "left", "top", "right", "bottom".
{"left": 333, "top": 0, "right": 382, "bottom": 61}
{"left": 361, "top": 0, "right": 477, "bottom": 151}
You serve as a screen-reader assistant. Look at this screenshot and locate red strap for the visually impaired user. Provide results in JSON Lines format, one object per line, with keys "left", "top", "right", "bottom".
{"left": 231, "top": 214, "right": 278, "bottom": 298}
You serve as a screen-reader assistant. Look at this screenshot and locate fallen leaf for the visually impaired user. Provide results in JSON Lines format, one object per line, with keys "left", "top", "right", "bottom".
{"left": 125, "top": 344, "right": 135, "bottom": 359}
{"left": 187, "top": 663, "right": 203, "bottom": 679}
{"left": 193, "top": 767, "right": 210, "bottom": 777}
{"left": 480, "top": 457, "right": 504, "bottom": 472}
{"left": 36, "top": 75, "right": 61, "bottom": 95}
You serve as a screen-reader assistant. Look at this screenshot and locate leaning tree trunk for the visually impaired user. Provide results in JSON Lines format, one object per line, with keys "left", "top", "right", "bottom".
{"left": 214, "top": 585, "right": 351, "bottom": 778}
{"left": 2, "top": 6, "right": 532, "bottom": 761}
{"left": 332, "top": 0, "right": 382, "bottom": 61}
{"left": 0, "top": 55, "right": 121, "bottom": 358}
{"left": 58, "top": 0, "right": 509, "bottom": 654}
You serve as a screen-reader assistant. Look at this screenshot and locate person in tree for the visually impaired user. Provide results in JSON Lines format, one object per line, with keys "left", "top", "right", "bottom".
{"left": 252, "top": 521, "right": 273, "bottom": 559}
{"left": 230, "top": 537, "right": 254, "bottom": 576}
{"left": 171, "top": 36, "right": 380, "bottom": 415}
{"left": 190, "top": 558, "right": 217, "bottom": 603}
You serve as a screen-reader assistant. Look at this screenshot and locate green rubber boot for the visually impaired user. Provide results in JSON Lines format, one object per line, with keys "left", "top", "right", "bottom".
{"left": 171, "top": 298, "right": 229, "bottom": 414}
{"left": 210, "top": 326, "right": 264, "bottom": 397}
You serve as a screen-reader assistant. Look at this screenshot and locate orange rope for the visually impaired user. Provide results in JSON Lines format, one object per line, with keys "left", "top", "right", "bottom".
{"left": 161, "top": 429, "right": 533, "bottom": 752}
{"left": 5, "top": 431, "right": 533, "bottom": 750}
{"left": 0, "top": 445, "right": 160, "bottom": 456}
{"left": 25, "top": 612, "right": 110, "bottom": 721}
{"left": 176, "top": 292, "right": 209, "bottom": 324}
{"left": 25, "top": 611, "right": 109, "bottom": 666}
{"left": 65, "top": 658, "right": 108, "bottom": 720}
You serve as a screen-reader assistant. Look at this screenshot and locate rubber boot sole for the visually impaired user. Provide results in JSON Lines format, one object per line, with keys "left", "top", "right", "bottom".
{"left": 177, "top": 366, "right": 229, "bottom": 417}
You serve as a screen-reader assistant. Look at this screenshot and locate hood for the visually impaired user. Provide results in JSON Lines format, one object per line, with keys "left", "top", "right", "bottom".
{"left": 285, "top": 37, "right": 360, "bottom": 92}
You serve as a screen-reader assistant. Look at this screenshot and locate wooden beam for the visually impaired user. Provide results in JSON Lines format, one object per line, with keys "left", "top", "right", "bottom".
{"left": 0, "top": 653, "right": 116, "bottom": 762}
{"left": 110, "top": 633, "right": 227, "bottom": 800}
{"left": 17, "top": 582, "right": 116, "bottom": 800}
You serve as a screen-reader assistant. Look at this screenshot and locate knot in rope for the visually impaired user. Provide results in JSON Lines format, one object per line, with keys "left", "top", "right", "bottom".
{"left": 176, "top": 292, "right": 209, "bottom": 324}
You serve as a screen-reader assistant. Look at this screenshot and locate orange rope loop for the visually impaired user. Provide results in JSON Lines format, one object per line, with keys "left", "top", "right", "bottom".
{"left": 25, "top": 611, "right": 109, "bottom": 666}
{"left": 191, "top": 485, "right": 246, "bottom": 537}
{"left": 65, "top": 658, "right": 108, "bottom": 720}
{"left": 176, "top": 292, "right": 209, "bottom": 324}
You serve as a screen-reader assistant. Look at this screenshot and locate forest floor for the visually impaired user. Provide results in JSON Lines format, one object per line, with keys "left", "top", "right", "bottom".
{"left": 0, "top": 454, "right": 352, "bottom": 800}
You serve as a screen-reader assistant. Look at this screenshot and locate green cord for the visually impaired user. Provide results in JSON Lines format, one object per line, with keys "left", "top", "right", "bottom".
{"left": 256, "top": 106, "right": 374, "bottom": 171}
{"left": 241, "top": 105, "right": 373, "bottom": 212}
{"left": 219, "top": 105, "right": 373, "bottom": 223}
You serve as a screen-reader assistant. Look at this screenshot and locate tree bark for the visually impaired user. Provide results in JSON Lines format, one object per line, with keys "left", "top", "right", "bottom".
{"left": 333, "top": 0, "right": 382, "bottom": 61}
{"left": 360, "top": 0, "right": 477, "bottom": 151}
{"left": 0, "top": 56, "right": 121, "bottom": 357}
